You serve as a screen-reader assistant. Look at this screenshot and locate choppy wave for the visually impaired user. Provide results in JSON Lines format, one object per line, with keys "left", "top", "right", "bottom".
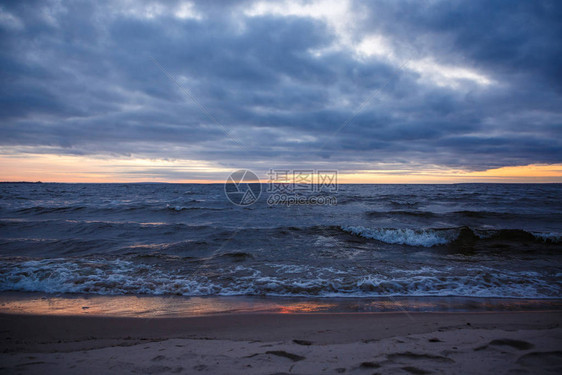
{"left": 365, "top": 209, "right": 559, "bottom": 221}
{"left": 342, "top": 226, "right": 455, "bottom": 247}
{"left": 0, "top": 258, "right": 559, "bottom": 298}
{"left": 16, "top": 206, "right": 88, "bottom": 214}
{"left": 1, "top": 183, "right": 561, "bottom": 300}
{"left": 341, "top": 225, "right": 562, "bottom": 247}
{"left": 7, "top": 201, "right": 229, "bottom": 216}
{"left": 531, "top": 231, "right": 562, "bottom": 243}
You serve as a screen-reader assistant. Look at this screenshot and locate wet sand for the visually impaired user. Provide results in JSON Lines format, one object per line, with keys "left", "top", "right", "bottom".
{"left": 1, "top": 311, "right": 561, "bottom": 374}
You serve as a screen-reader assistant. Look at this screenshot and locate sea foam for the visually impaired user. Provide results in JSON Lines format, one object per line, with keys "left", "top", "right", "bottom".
{"left": 341, "top": 226, "right": 457, "bottom": 247}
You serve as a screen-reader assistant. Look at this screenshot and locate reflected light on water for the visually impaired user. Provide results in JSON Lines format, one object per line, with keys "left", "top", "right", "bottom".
{"left": 0, "top": 294, "right": 341, "bottom": 317}
{"left": 0, "top": 293, "right": 560, "bottom": 317}
{"left": 276, "top": 302, "right": 337, "bottom": 314}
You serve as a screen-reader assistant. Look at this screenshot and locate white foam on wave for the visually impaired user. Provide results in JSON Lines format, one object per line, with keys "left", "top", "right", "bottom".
{"left": 341, "top": 226, "right": 457, "bottom": 247}
{"left": 1, "top": 259, "right": 560, "bottom": 299}
{"left": 0, "top": 259, "right": 227, "bottom": 296}
{"left": 532, "top": 231, "right": 562, "bottom": 243}
{"left": 353, "top": 269, "right": 558, "bottom": 298}
{"left": 166, "top": 204, "right": 188, "bottom": 211}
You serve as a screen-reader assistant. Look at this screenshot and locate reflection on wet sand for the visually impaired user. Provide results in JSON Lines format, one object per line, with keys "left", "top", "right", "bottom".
{"left": 1, "top": 292, "right": 561, "bottom": 317}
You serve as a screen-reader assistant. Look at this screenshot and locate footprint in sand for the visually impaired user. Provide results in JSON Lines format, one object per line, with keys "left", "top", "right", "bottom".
{"left": 139, "top": 365, "right": 182, "bottom": 374}
{"left": 265, "top": 350, "right": 306, "bottom": 362}
{"left": 517, "top": 351, "right": 562, "bottom": 369}
{"left": 402, "top": 366, "right": 432, "bottom": 374}
{"left": 475, "top": 339, "right": 534, "bottom": 351}
{"left": 292, "top": 339, "right": 313, "bottom": 346}
{"left": 387, "top": 351, "right": 454, "bottom": 363}
{"left": 359, "top": 361, "right": 381, "bottom": 369}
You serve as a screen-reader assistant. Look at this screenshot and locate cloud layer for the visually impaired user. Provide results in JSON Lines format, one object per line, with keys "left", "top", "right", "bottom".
{"left": 1, "top": 0, "right": 561, "bottom": 180}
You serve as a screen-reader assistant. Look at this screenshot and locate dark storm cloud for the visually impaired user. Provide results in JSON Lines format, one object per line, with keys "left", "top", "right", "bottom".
{"left": 357, "top": 0, "right": 562, "bottom": 89}
{"left": 0, "top": 0, "right": 560, "bottom": 175}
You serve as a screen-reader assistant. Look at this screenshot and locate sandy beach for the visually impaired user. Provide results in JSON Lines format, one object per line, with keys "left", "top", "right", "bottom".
{"left": 1, "top": 311, "right": 561, "bottom": 374}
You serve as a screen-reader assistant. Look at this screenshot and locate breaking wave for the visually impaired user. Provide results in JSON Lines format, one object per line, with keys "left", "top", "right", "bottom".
{"left": 341, "top": 226, "right": 561, "bottom": 247}
{"left": 0, "top": 258, "right": 559, "bottom": 298}
{"left": 342, "top": 226, "right": 455, "bottom": 247}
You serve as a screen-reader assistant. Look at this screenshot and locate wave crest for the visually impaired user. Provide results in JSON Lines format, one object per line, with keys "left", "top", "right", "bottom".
{"left": 341, "top": 226, "right": 457, "bottom": 247}
{"left": 341, "top": 226, "right": 561, "bottom": 247}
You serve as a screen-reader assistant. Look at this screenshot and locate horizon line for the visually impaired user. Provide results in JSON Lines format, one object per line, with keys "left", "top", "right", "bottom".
{"left": 2, "top": 180, "right": 561, "bottom": 185}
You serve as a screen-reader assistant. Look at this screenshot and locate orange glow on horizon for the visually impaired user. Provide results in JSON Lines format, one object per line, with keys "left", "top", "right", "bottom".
{"left": 336, "top": 164, "right": 562, "bottom": 183}
{"left": 1, "top": 152, "right": 561, "bottom": 183}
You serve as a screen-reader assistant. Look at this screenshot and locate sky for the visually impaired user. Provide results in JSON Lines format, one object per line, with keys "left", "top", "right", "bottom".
{"left": 0, "top": 0, "right": 561, "bottom": 183}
